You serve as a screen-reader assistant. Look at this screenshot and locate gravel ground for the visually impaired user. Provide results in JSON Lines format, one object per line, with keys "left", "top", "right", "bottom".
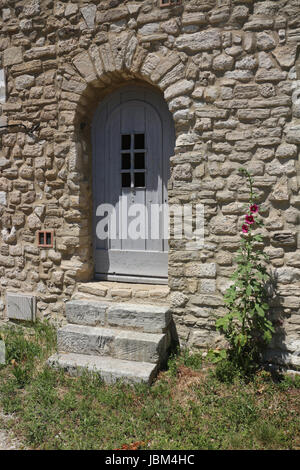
{"left": 0, "top": 412, "right": 23, "bottom": 450}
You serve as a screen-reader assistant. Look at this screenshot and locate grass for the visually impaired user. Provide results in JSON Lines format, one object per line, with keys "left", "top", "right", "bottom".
{"left": 0, "top": 322, "right": 299, "bottom": 450}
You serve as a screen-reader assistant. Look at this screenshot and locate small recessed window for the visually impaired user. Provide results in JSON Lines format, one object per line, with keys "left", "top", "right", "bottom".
{"left": 37, "top": 230, "right": 54, "bottom": 248}
{"left": 160, "top": 0, "right": 181, "bottom": 7}
{"left": 39, "top": 232, "right": 45, "bottom": 245}
{"left": 46, "top": 232, "right": 52, "bottom": 245}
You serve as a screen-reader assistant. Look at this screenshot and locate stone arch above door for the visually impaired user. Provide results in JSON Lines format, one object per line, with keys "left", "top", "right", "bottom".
{"left": 56, "top": 32, "right": 188, "bottom": 283}
{"left": 59, "top": 31, "right": 187, "bottom": 132}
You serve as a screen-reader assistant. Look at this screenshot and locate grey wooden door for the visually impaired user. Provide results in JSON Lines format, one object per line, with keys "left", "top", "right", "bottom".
{"left": 92, "top": 85, "right": 175, "bottom": 283}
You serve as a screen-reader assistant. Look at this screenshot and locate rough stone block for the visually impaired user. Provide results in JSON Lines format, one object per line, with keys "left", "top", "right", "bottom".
{"left": 23, "top": 0, "right": 40, "bottom": 18}
{"left": 81, "top": 4, "right": 97, "bottom": 29}
{"left": 164, "top": 79, "right": 194, "bottom": 101}
{"left": 15, "top": 74, "right": 35, "bottom": 90}
{"left": 107, "top": 304, "right": 171, "bottom": 333}
{"left": 0, "top": 115, "right": 7, "bottom": 127}
{"left": 255, "top": 69, "right": 287, "bottom": 83}
{"left": 212, "top": 53, "right": 234, "bottom": 72}
{"left": 3, "top": 47, "right": 23, "bottom": 67}
{"left": 111, "top": 288, "right": 132, "bottom": 298}
{"left": 185, "top": 263, "right": 217, "bottom": 278}
{"left": 191, "top": 295, "right": 224, "bottom": 307}
{"left": 237, "top": 109, "right": 270, "bottom": 120}
{"left": 271, "top": 232, "right": 297, "bottom": 247}
{"left": 24, "top": 46, "right": 56, "bottom": 60}
{"left": 73, "top": 51, "right": 97, "bottom": 83}
{"left": 65, "top": 4, "right": 78, "bottom": 17}
{"left": 286, "top": 125, "right": 300, "bottom": 145}
{"left": 66, "top": 300, "right": 107, "bottom": 326}
{"left": 0, "top": 69, "right": 5, "bottom": 103}
{"left": 175, "top": 30, "right": 221, "bottom": 52}
{"left": 6, "top": 293, "right": 36, "bottom": 321}
{"left": 276, "top": 144, "right": 297, "bottom": 159}
{"left": 0, "top": 191, "right": 7, "bottom": 206}
{"left": 11, "top": 60, "right": 42, "bottom": 76}
{"left": 158, "top": 62, "right": 185, "bottom": 90}
{"left": 275, "top": 267, "right": 300, "bottom": 284}
{"left": 182, "top": 12, "right": 206, "bottom": 26}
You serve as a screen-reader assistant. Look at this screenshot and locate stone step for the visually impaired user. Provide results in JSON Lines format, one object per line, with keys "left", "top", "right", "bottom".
{"left": 66, "top": 300, "right": 171, "bottom": 334}
{"left": 57, "top": 324, "right": 168, "bottom": 364}
{"left": 47, "top": 353, "right": 158, "bottom": 385}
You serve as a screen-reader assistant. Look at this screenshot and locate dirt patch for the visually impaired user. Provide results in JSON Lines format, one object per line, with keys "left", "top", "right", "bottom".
{"left": 0, "top": 412, "right": 24, "bottom": 450}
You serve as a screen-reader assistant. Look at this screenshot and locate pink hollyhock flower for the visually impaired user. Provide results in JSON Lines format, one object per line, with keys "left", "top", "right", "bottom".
{"left": 245, "top": 214, "right": 254, "bottom": 225}
{"left": 250, "top": 204, "right": 259, "bottom": 213}
{"left": 242, "top": 224, "right": 249, "bottom": 233}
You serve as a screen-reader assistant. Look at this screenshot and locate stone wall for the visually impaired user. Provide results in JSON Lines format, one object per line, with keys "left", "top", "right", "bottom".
{"left": 0, "top": 0, "right": 300, "bottom": 368}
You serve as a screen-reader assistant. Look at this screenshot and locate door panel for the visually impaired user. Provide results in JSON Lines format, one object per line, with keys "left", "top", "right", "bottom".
{"left": 92, "top": 85, "right": 175, "bottom": 282}
{"left": 95, "top": 251, "right": 168, "bottom": 277}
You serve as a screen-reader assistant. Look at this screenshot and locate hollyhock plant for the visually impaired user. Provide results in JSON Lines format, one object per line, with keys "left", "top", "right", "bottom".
{"left": 250, "top": 204, "right": 259, "bottom": 213}
{"left": 245, "top": 214, "right": 254, "bottom": 225}
{"left": 215, "top": 167, "right": 273, "bottom": 377}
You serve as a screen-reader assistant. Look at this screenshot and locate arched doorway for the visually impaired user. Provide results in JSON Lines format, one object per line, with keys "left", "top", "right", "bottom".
{"left": 92, "top": 83, "right": 175, "bottom": 283}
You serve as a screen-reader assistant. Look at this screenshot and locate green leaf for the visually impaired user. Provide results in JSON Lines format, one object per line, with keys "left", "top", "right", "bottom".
{"left": 255, "top": 304, "right": 265, "bottom": 317}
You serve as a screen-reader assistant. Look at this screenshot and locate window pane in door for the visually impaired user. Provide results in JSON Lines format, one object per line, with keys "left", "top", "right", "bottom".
{"left": 134, "top": 153, "right": 145, "bottom": 170}
{"left": 134, "top": 173, "right": 145, "bottom": 188}
{"left": 122, "top": 134, "right": 131, "bottom": 150}
{"left": 122, "top": 173, "right": 131, "bottom": 188}
{"left": 134, "top": 133, "right": 145, "bottom": 149}
{"left": 122, "top": 153, "right": 131, "bottom": 170}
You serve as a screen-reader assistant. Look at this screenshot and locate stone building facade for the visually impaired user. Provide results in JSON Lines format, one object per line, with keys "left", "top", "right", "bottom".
{"left": 0, "top": 0, "right": 300, "bottom": 372}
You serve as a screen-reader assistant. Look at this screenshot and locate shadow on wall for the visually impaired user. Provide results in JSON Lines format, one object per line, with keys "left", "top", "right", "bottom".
{"left": 168, "top": 317, "right": 180, "bottom": 357}
{"left": 263, "top": 270, "right": 295, "bottom": 370}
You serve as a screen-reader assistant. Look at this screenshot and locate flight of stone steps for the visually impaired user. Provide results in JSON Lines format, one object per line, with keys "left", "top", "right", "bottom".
{"left": 48, "top": 300, "right": 172, "bottom": 385}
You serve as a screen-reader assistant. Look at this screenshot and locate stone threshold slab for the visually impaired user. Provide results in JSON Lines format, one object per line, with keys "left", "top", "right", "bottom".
{"left": 73, "top": 281, "right": 170, "bottom": 305}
